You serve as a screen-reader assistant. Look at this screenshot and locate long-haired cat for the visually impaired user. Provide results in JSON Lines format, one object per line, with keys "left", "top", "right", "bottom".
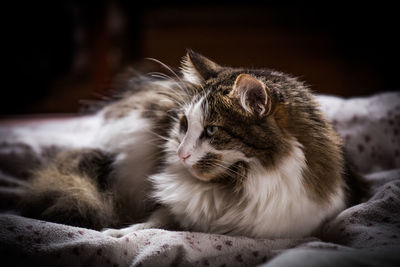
{"left": 19, "top": 50, "right": 364, "bottom": 238}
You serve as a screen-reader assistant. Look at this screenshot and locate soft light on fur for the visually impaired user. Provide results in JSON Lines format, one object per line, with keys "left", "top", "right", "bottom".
{"left": 21, "top": 50, "right": 355, "bottom": 240}
{"left": 150, "top": 139, "right": 345, "bottom": 238}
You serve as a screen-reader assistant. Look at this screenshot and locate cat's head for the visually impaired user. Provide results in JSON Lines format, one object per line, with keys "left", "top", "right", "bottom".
{"left": 168, "top": 50, "right": 294, "bottom": 186}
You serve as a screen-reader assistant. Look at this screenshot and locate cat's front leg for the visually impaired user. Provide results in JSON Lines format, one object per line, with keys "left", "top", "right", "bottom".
{"left": 101, "top": 222, "right": 155, "bottom": 237}
{"left": 102, "top": 207, "right": 176, "bottom": 238}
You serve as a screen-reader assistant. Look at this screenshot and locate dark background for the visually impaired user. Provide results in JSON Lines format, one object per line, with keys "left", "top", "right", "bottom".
{"left": 3, "top": 1, "right": 399, "bottom": 115}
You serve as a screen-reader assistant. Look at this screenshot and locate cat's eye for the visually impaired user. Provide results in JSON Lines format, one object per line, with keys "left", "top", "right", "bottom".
{"left": 205, "top": 125, "right": 218, "bottom": 137}
{"left": 179, "top": 115, "right": 188, "bottom": 133}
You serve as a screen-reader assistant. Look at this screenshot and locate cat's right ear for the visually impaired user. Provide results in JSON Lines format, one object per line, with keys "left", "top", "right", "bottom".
{"left": 230, "top": 74, "right": 272, "bottom": 117}
{"left": 181, "top": 49, "right": 222, "bottom": 85}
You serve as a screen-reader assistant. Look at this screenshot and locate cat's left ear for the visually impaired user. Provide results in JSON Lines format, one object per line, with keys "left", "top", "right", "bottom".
{"left": 181, "top": 49, "right": 222, "bottom": 85}
{"left": 230, "top": 74, "right": 271, "bottom": 116}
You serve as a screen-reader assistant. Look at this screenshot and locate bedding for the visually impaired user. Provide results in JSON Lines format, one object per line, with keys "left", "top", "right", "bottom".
{"left": 0, "top": 92, "right": 399, "bottom": 266}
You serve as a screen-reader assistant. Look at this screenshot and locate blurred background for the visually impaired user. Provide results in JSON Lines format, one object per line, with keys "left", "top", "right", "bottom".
{"left": 3, "top": 1, "right": 399, "bottom": 115}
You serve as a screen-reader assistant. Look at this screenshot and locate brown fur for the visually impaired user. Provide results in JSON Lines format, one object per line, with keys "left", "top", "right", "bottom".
{"left": 192, "top": 152, "right": 223, "bottom": 181}
{"left": 19, "top": 149, "right": 116, "bottom": 230}
{"left": 181, "top": 51, "right": 347, "bottom": 204}
{"left": 211, "top": 160, "right": 249, "bottom": 192}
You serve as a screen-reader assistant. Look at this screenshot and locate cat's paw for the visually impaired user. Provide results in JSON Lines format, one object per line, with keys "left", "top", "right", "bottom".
{"left": 101, "top": 228, "right": 127, "bottom": 238}
{"left": 102, "top": 223, "right": 154, "bottom": 238}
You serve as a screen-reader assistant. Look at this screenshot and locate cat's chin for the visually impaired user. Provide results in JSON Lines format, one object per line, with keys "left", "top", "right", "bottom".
{"left": 184, "top": 166, "right": 218, "bottom": 182}
{"left": 184, "top": 167, "right": 207, "bottom": 181}
{"left": 178, "top": 162, "right": 211, "bottom": 182}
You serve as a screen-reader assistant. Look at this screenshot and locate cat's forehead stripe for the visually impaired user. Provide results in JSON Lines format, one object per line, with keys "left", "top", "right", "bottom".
{"left": 201, "top": 96, "right": 210, "bottom": 119}
{"left": 185, "top": 96, "right": 207, "bottom": 123}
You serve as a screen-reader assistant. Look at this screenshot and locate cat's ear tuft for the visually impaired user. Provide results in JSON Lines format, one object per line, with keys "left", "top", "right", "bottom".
{"left": 181, "top": 49, "right": 222, "bottom": 84}
{"left": 230, "top": 74, "right": 271, "bottom": 116}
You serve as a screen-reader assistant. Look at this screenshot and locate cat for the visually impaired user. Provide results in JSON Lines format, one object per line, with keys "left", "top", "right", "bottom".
{"left": 19, "top": 50, "right": 362, "bottom": 239}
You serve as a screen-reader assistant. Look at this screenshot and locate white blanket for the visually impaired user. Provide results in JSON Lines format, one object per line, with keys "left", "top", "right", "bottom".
{"left": 0, "top": 92, "right": 399, "bottom": 267}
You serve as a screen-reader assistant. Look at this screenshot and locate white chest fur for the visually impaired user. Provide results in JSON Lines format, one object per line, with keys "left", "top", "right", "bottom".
{"left": 151, "top": 140, "right": 345, "bottom": 238}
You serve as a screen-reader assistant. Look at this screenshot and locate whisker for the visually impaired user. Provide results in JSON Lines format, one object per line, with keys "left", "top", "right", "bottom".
{"left": 145, "top": 129, "right": 171, "bottom": 142}
{"left": 210, "top": 161, "right": 248, "bottom": 181}
{"left": 151, "top": 80, "right": 190, "bottom": 107}
{"left": 149, "top": 73, "right": 188, "bottom": 95}
{"left": 149, "top": 74, "right": 172, "bottom": 81}
{"left": 139, "top": 108, "right": 179, "bottom": 121}
{"left": 147, "top": 72, "right": 175, "bottom": 80}
{"left": 145, "top": 58, "right": 190, "bottom": 94}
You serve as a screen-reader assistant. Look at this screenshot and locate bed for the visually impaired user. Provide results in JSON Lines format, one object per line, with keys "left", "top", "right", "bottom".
{"left": 0, "top": 92, "right": 399, "bottom": 266}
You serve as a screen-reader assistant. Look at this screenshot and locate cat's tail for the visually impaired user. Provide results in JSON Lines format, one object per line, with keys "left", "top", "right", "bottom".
{"left": 18, "top": 149, "right": 117, "bottom": 230}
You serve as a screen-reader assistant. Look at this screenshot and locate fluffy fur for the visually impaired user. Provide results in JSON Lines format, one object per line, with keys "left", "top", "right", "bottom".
{"left": 150, "top": 138, "right": 345, "bottom": 238}
{"left": 21, "top": 50, "right": 355, "bottom": 239}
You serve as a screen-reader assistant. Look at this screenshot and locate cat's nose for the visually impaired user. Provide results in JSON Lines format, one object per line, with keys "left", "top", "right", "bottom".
{"left": 178, "top": 149, "right": 191, "bottom": 162}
